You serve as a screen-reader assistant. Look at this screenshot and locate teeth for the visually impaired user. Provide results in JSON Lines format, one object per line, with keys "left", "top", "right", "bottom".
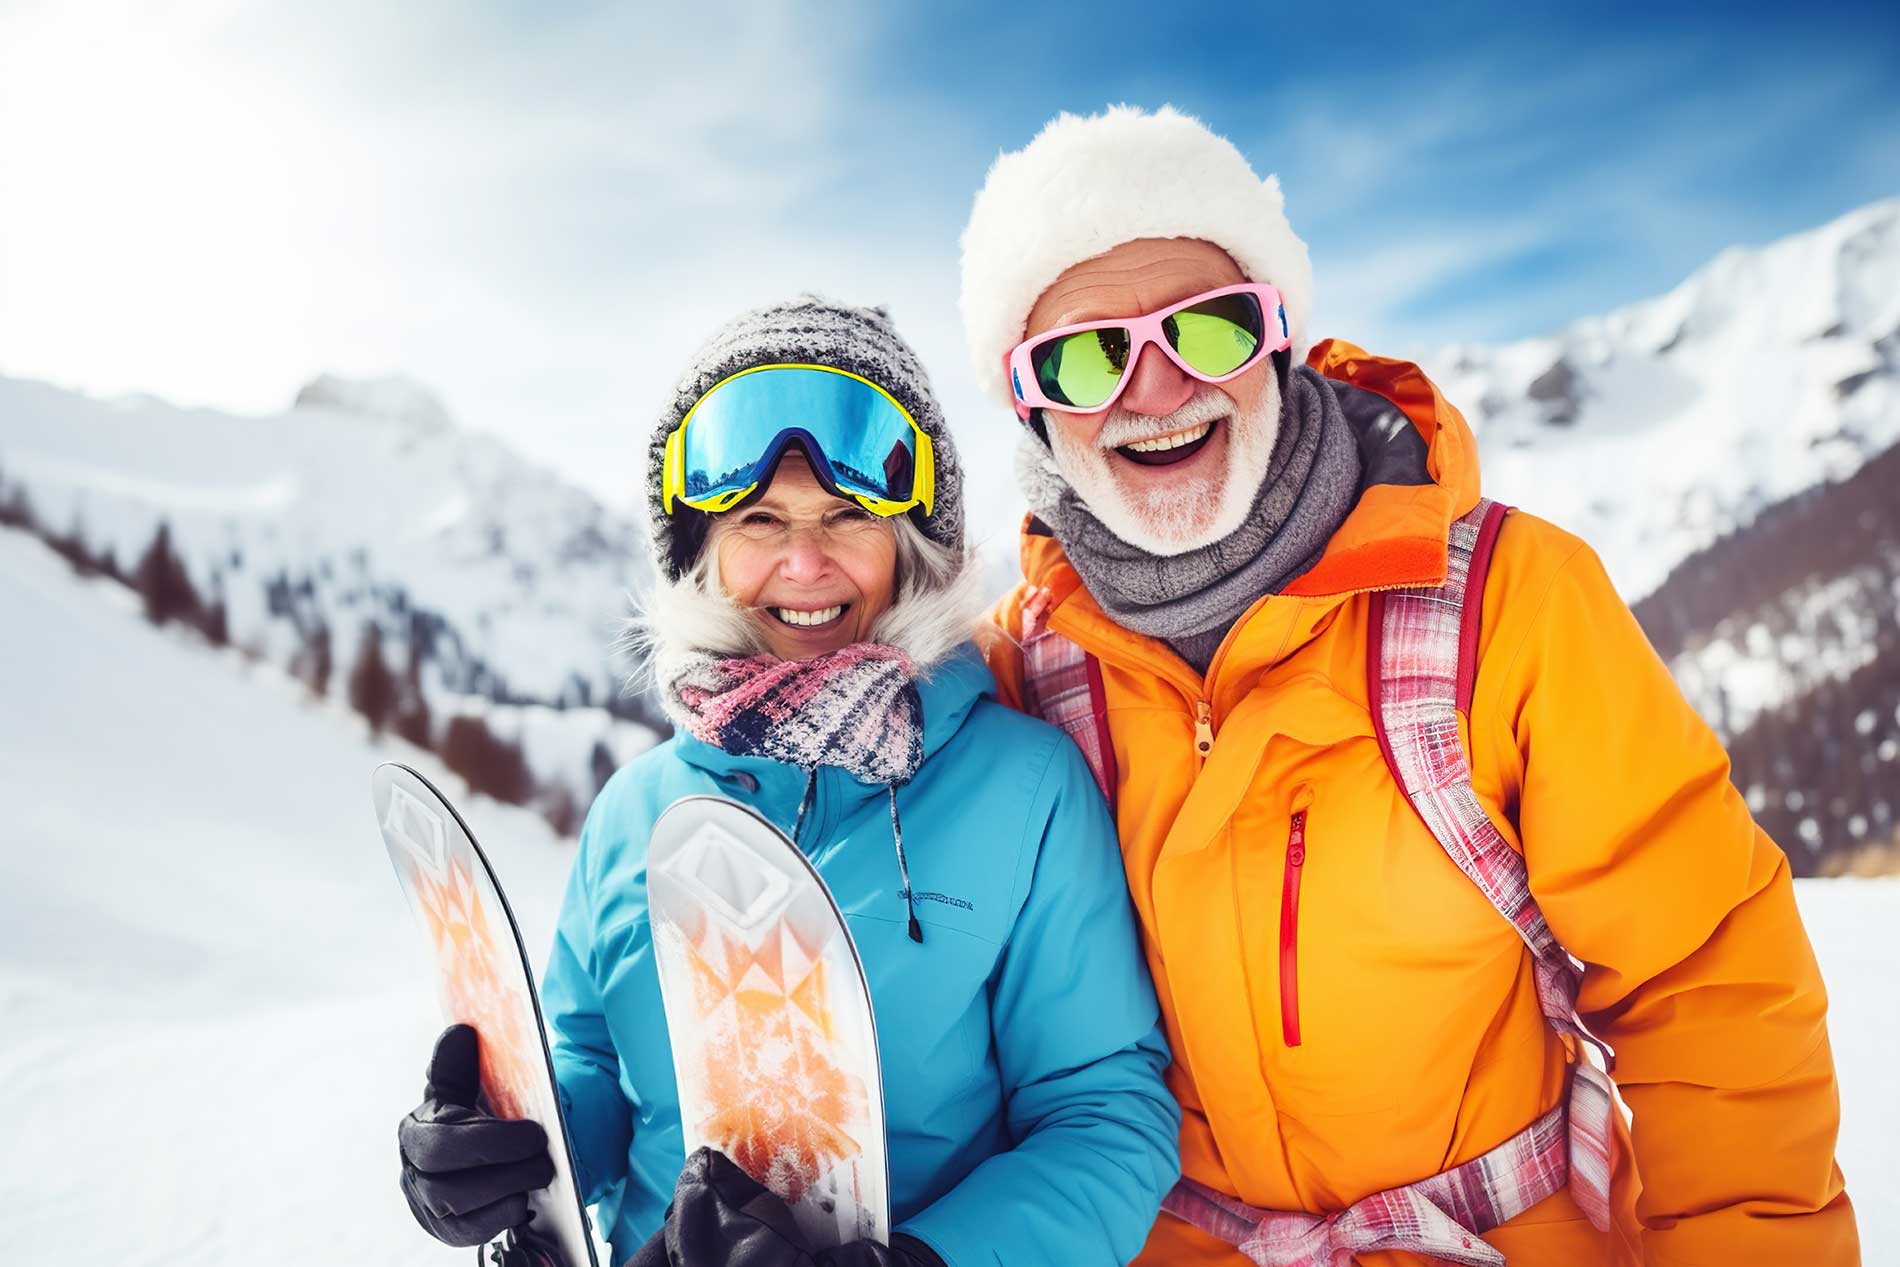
{"left": 1124, "top": 421, "right": 1212, "bottom": 453}
{"left": 772, "top": 605, "right": 844, "bottom": 627}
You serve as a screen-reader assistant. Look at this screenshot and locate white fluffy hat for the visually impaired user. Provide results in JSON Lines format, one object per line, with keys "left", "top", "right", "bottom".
{"left": 958, "top": 104, "right": 1313, "bottom": 409}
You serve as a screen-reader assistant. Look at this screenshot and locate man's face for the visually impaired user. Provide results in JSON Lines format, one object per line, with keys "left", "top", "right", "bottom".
{"left": 1024, "top": 237, "right": 1281, "bottom": 555}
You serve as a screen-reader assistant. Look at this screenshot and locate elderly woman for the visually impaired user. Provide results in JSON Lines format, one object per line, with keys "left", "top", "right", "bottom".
{"left": 396, "top": 298, "right": 1180, "bottom": 1267}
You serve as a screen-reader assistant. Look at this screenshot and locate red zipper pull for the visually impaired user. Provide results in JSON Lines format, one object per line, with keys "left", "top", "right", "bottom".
{"left": 1280, "top": 809, "right": 1307, "bottom": 1048}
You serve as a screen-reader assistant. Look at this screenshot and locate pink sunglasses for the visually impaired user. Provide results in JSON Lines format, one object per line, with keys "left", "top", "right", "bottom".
{"left": 1006, "top": 282, "right": 1290, "bottom": 420}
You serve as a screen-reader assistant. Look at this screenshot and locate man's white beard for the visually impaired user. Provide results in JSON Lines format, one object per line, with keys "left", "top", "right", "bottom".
{"left": 1045, "top": 376, "right": 1282, "bottom": 557}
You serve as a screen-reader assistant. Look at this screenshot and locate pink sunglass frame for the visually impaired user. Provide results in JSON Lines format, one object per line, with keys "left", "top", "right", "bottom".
{"left": 1006, "top": 282, "right": 1290, "bottom": 420}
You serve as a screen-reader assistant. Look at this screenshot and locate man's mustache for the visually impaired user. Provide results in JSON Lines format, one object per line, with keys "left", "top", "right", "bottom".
{"left": 1092, "top": 388, "right": 1235, "bottom": 450}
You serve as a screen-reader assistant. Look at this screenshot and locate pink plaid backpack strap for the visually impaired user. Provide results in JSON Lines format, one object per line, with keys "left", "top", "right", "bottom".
{"left": 1017, "top": 586, "right": 1119, "bottom": 810}
{"left": 1367, "top": 496, "right": 1616, "bottom": 1232}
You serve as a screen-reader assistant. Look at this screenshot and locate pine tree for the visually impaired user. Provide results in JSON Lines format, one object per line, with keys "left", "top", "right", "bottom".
{"left": 349, "top": 621, "right": 398, "bottom": 736}
{"left": 0, "top": 464, "right": 33, "bottom": 531}
{"left": 391, "top": 615, "right": 434, "bottom": 747}
{"left": 442, "top": 714, "right": 534, "bottom": 806}
{"left": 294, "top": 622, "right": 334, "bottom": 698}
{"left": 132, "top": 521, "right": 202, "bottom": 627}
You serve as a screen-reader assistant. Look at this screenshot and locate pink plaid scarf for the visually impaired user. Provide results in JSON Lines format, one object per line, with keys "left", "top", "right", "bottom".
{"left": 664, "top": 643, "right": 924, "bottom": 786}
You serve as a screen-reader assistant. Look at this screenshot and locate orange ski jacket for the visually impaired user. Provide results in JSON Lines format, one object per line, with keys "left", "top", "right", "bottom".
{"left": 986, "top": 340, "right": 1858, "bottom": 1266}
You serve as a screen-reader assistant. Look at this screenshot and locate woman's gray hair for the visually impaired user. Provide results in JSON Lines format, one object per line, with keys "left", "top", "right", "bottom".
{"left": 623, "top": 512, "right": 989, "bottom": 699}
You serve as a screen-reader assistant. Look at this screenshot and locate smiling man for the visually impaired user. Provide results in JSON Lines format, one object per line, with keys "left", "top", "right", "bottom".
{"left": 965, "top": 106, "right": 1857, "bottom": 1266}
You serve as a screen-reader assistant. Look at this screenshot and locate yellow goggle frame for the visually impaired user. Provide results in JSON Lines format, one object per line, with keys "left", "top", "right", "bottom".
{"left": 661, "top": 363, "right": 935, "bottom": 520}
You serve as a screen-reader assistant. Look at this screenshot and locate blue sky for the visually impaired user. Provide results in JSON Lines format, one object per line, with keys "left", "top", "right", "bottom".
{"left": 838, "top": 0, "right": 1900, "bottom": 343}
{"left": 1, "top": 0, "right": 1895, "bottom": 528}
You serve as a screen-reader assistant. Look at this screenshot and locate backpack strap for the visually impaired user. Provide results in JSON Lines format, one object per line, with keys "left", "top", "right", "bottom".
{"left": 1367, "top": 500, "right": 1583, "bottom": 1027}
{"left": 1019, "top": 593, "right": 1119, "bottom": 812}
{"left": 1368, "top": 497, "right": 1614, "bottom": 1230}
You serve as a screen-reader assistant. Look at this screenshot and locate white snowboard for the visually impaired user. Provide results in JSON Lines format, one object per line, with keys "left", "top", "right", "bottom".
{"left": 371, "top": 762, "right": 600, "bottom": 1267}
{"left": 647, "top": 795, "right": 890, "bottom": 1249}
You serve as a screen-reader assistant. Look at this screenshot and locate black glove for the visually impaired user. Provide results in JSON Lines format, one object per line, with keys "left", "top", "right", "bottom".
{"left": 398, "top": 1023, "right": 557, "bottom": 1248}
{"left": 626, "top": 1146, "right": 944, "bottom": 1267}
{"left": 815, "top": 1236, "right": 942, "bottom": 1267}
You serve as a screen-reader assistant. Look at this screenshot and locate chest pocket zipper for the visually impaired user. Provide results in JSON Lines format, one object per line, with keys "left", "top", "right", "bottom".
{"left": 1279, "top": 786, "right": 1315, "bottom": 1048}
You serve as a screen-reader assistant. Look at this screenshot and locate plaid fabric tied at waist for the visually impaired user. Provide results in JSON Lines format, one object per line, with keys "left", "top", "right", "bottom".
{"left": 1162, "top": 1099, "right": 1569, "bottom": 1267}
{"left": 1162, "top": 1065, "right": 1616, "bottom": 1266}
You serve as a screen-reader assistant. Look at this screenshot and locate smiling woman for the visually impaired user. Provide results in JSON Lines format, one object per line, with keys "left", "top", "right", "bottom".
{"left": 389, "top": 294, "right": 1184, "bottom": 1267}
{"left": 710, "top": 452, "right": 899, "bottom": 659}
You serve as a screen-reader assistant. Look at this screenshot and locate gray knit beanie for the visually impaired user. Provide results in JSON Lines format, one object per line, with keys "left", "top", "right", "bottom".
{"left": 644, "top": 296, "right": 965, "bottom": 581}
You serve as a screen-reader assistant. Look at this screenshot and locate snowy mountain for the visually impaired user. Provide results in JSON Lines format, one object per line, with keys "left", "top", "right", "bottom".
{"left": 0, "top": 372, "right": 661, "bottom": 824}
{"left": 292, "top": 372, "right": 457, "bottom": 432}
{"left": 1421, "top": 199, "right": 1900, "bottom": 875}
{"left": 1430, "top": 197, "right": 1900, "bottom": 602}
{"left": 3, "top": 200, "right": 1895, "bottom": 859}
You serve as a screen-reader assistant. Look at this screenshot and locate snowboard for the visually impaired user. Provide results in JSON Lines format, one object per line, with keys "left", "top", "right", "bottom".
{"left": 370, "top": 762, "right": 600, "bottom": 1267}
{"left": 647, "top": 795, "right": 890, "bottom": 1250}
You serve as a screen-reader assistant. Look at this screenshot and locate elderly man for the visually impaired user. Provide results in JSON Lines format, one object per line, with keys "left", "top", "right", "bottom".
{"left": 965, "top": 106, "right": 1857, "bottom": 1266}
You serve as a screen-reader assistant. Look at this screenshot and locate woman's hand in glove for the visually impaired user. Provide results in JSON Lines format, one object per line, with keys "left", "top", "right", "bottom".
{"left": 626, "top": 1146, "right": 944, "bottom": 1267}
{"left": 397, "top": 1023, "right": 557, "bottom": 1247}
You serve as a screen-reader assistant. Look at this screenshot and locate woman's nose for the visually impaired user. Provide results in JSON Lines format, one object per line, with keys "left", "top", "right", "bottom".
{"left": 776, "top": 530, "right": 835, "bottom": 583}
{"left": 1117, "top": 340, "right": 1195, "bottom": 417}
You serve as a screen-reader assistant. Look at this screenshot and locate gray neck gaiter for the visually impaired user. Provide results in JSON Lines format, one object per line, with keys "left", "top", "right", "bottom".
{"left": 1024, "top": 365, "right": 1364, "bottom": 675}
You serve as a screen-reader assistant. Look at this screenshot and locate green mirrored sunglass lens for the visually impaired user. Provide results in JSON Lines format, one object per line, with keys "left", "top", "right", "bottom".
{"left": 1167, "top": 295, "right": 1263, "bottom": 376}
{"left": 1035, "top": 328, "right": 1129, "bottom": 408}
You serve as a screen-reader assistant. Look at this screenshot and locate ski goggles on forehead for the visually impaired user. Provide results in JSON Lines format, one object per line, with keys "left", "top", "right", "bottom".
{"left": 1006, "top": 282, "right": 1291, "bottom": 419}
{"left": 662, "top": 363, "right": 936, "bottom": 518}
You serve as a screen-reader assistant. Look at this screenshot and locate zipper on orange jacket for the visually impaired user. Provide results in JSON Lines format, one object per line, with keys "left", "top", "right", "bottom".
{"left": 1045, "top": 606, "right": 1216, "bottom": 760}
{"left": 1280, "top": 809, "right": 1307, "bottom": 1048}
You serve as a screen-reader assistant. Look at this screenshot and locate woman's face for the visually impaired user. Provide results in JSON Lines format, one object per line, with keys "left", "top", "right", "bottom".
{"left": 711, "top": 451, "right": 898, "bottom": 660}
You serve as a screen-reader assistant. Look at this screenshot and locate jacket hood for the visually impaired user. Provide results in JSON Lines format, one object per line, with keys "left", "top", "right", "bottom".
{"left": 1018, "top": 340, "right": 1483, "bottom": 601}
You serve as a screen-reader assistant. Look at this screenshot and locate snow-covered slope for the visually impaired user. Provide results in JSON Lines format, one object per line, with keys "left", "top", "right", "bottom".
{"left": 0, "top": 372, "right": 662, "bottom": 811}
{"left": 2, "top": 526, "right": 1893, "bottom": 1262}
{"left": 1431, "top": 198, "right": 1900, "bottom": 602}
{"left": 0, "top": 526, "right": 599, "bottom": 1264}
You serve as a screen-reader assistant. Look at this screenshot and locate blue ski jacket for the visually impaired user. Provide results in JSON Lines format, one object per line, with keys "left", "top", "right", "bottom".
{"left": 541, "top": 643, "right": 1181, "bottom": 1266}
